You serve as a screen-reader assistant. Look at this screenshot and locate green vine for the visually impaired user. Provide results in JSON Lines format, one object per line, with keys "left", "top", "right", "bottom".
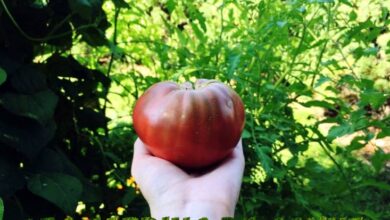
{"left": 0, "top": 0, "right": 97, "bottom": 42}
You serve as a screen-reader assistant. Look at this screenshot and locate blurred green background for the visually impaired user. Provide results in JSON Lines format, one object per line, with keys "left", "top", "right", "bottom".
{"left": 0, "top": 0, "right": 389, "bottom": 219}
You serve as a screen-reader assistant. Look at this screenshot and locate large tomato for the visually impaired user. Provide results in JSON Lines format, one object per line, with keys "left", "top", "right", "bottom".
{"left": 132, "top": 79, "right": 245, "bottom": 169}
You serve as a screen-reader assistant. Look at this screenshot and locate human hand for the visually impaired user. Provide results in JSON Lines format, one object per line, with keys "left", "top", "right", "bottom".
{"left": 131, "top": 138, "right": 245, "bottom": 219}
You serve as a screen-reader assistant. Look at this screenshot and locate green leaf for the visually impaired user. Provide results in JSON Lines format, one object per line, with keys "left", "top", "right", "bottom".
{"left": 0, "top": 116, "right": 56, "bottom": 158}
{"left": 301, "top": 100, "right": 335, "bottom": 110}
{"left": 327, "top": 123, "right": 353, "bottom": 141}
{"left": 339, "top": 74, "right": 356, "bottom": 86}
{"left": 80, "top": 27, "right": 108, "bottom": 46}
{"left": 360, "top": 91, "right": 387, "bottom": 110}
{"left": 0, "top": 156, "right": 25, "bottom": 197}
{"left": 371, "top": 150, "right": 390, "bottom": 173}
{"left": 314, "top": 75, "right": 331, "bottom": 88}
{"left": 310, "top": 0, "right": 334, "bottom": 3}
{"left": 287, "top": 156, "right": 298, "bottom": 167}
{"left": 377, "top": 127, "right": 390, "bottom": 139}
{"left": 339, "top": 0, "right": 354, "bottom": 7}
{"left": 0, "top": 90, "right": 58, "bottom": 125}
{"left": 353, "top": 179, "right": 390, "bottom": 191}
{"left": 0, "top": 197, "right": 3, "bottom": 220}
{"left": 353, "top": 47, "right": 379, "bottom": 59}
{"left": 227, "top": 52, "right": 240, "bottom": 77}
{"left": 190, "top": 23, "right": 206, "bottom": 42}
{"left": 0, "top": 67, "right": 6, "bottom": 86}
{"left": 112, "top": 0, "right": 129, "bottom": 8}
{"left": 242, "top": 129, "right": 251, "bottom": 139}
{"left": 27, "top": 173, "right": 83, "bottom": 214}
{"left": 10, "top": 65, "right": 47, "bottom": 93}
{"left": 358, "top": 210, "right": 381, "bottom": 220}
{"left": 255, "top": 146, "right": 273, "bottom": 174}
{"left": 122, "top": 188, "right": 137, "bottom": 206}
{"left": 166, "top": 0, "right": 176, "bottom": 13}
{"left": 346, "top": 136, "right": 367, "bottom": 152}
{"left": 309, "top": 209, "right": 322, "bottom": 219}
{"left": 68, "top": 0, "right": 93, "bottom": 19}
{"left": 349, "top": 10, "right": 357, "bottom": 21}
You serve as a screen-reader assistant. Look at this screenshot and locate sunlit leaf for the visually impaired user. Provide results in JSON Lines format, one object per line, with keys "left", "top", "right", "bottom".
{"left": 227, "top": 52, "right": 240, "bottom": 77}
{"left": 314, "top": 75, "right": 331, "bottom": 88}
{"left": 166, "top": 0, "right": 176, "bottom": 13}
{"left": 255, "top": 146, "right": 273, "bottom": 174}
{"left": 360, "top": 91, "right": 387, "bottom": 110}
{"left": 349, "top": 10, "right": 357, "bottom": 21}
{"left": 327, "top": 123, "right": 353, "bottom": 141}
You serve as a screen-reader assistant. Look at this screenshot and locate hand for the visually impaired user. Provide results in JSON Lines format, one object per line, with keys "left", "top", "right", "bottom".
{"left": 131, "top": 138, "right": 245, "bottom": 219}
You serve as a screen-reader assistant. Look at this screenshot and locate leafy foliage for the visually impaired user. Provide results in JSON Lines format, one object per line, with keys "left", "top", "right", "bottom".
{"left": 0, "top": 0, "right": 389, "bottom": 219}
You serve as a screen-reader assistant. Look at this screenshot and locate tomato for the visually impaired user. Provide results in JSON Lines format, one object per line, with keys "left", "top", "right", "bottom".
{"left": 132, "top": 79, "right": 245, "bottom": 169}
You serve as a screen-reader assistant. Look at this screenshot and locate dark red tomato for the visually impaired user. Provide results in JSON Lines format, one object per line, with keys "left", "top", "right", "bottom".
{"left": 132, "top": 79, "right": 245, "bottom": 169}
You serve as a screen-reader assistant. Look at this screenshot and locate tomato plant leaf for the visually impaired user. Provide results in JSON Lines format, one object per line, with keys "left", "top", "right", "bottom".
{"left": 377, "top": 127, "right": 390, "bottom": 139}
{"left": 227, "top": 52, "right": 241, "bottom": 77}
{"left": 166, "top": 0, "right": 176, "bottom": 13}
{"left": 301, "top": 100, "right": 335, "bottom": 110}
{"left": 190, "top": 22, "right": 206, "bottom": 42}
{"left": 371, "top": 150, "right": 390, "bottom": 173}
{"left": 122, "top": 188, "right": 137, "bottom": 206}
{"left": 349, "top": 10, "right": 358, "bottom": 21}
{"left": 27, "top": 173, "right": 82, "bottom": 214}
{"left": 327, "top": 123, "right": 353, "bottom": 141}
{"left": 314, "top": 75, "right": 331, "bottom": 88}
{"left": 255, "top": 147, "right": 273, "bottom": 174}
{"left": 359, "top": 90, "right": 388, "bottom": 110}
{"left": 346, "top": 136, "right": 367, "bottom": 152}
{"left": 353, "top": 179, "right": 390, "bottom": 191}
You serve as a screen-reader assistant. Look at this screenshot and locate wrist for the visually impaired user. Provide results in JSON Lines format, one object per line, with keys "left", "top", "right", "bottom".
{"left": 151, "top": 200, "right": 235, "bottom": 219}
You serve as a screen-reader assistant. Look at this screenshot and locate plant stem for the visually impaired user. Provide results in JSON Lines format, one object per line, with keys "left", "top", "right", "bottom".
{"left": 0, "top": 0, "right": 95, "bottom": 42}
{"left": 103, "top": 7, "right": 121, "bottom": 137}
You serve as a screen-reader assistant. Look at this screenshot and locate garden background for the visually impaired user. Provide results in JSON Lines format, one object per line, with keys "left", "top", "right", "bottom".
{"left": 0, "top": 0, "right": 389, "bottom": 219}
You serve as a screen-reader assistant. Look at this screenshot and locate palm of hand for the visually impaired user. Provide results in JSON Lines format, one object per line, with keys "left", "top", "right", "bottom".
{"left": 131, "top": 138, "right": 245, "bottom": 218}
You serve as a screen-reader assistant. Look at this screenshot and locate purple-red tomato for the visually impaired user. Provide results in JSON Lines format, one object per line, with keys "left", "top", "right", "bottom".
{"left": 133, "top": 79, "right": 245, "bottom": 169}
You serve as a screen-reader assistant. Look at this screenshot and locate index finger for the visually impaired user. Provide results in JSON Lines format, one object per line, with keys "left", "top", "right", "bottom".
{"left": 133, "top": 138, "right": 152, "bottom": 157}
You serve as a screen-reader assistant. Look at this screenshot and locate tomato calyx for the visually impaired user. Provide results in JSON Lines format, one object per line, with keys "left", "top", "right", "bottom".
{"left": 180, "top": 82, "right": 193, "bottom": 90}
{"left": 179, "top": 79, "right": 221, "bottom": 90}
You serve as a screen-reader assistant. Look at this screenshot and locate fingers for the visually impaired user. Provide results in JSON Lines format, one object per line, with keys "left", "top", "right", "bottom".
{"left": 131, "top": 138, "right": 189, "bottom": 185}
{"left": 204, "top": 139, "right": 245, "bottom": 181}
{"left": 133, "top": 138, "right": 151, "bottom": 157}
{"left": 233, "top": 139, "right": 245, "bottom": 162}
{"left": 131, "top": 138, "right": 149, "bottom": 180}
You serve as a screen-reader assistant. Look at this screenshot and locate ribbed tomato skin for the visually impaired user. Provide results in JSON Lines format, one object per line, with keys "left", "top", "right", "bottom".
{"left": 132, "top": 79, "right": 245, "bottom": 169}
